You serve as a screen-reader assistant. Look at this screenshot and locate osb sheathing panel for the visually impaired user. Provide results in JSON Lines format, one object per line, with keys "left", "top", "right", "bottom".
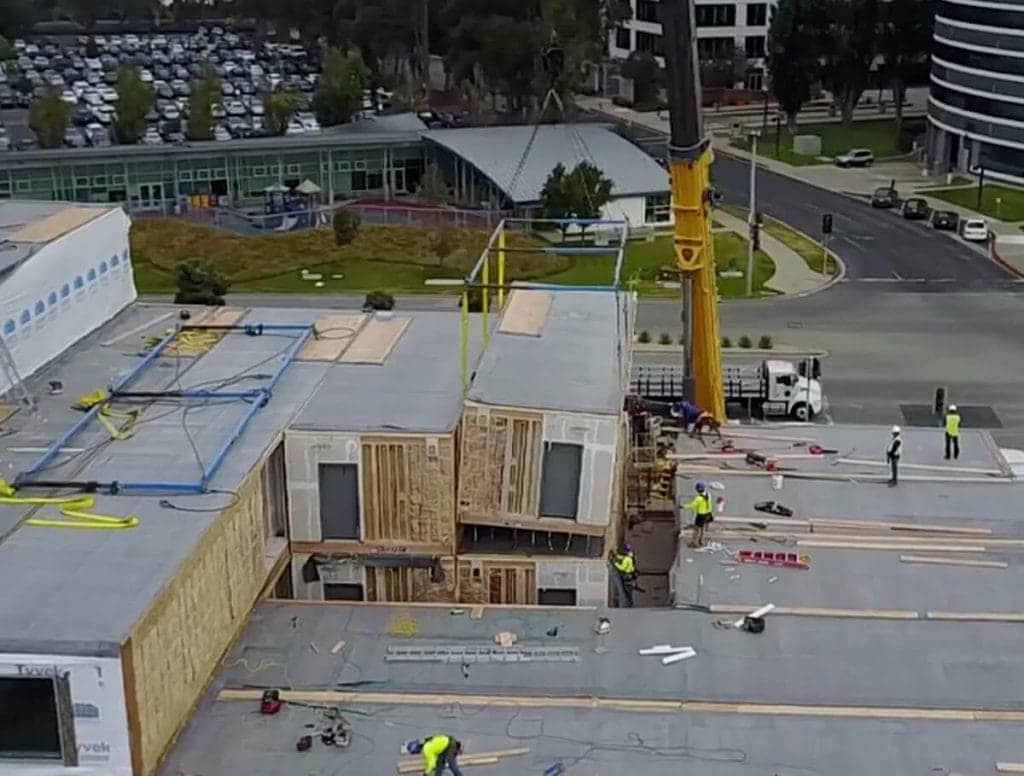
{"left": 457, "top": 559, "right": 537, "bottom": 605}
{"left": 361, "top": 435, "right": 456, "bottom": 549}
{"left": 127, "top": 467, "right": 268, "bottom": 774}
{"left": 365, "top": 559, "right": 456, "bottom": 603}
{"left": 457, "top": 406, "right": 542, "bottom": 519}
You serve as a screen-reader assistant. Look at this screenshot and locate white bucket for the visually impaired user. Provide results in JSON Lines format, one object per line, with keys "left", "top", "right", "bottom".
{"left": 771, "top": 474, "right": 783, "bottom": 491}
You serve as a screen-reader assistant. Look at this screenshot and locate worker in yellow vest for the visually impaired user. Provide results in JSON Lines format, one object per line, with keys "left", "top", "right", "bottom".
{"left": 406, "top": 734, "right": 464, "bottom": 776}
{"left": 684, "top": 482, "right": 715, "bottom": 547}
{"left": 945, "top": 404, "right": 961, "bottom": 460}
{"left": 609, "top": 544, "right": 637, "bottom": 607}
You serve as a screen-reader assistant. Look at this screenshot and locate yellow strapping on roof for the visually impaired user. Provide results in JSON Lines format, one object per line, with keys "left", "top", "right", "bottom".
{"left": 498, "top": 289, "right": 552, "bottom": 336}
{"left": 339, "top": 316, "right": 410, "bottom": 364}
{"left": 6, "top": 207, "right": 107, "bottom": 243}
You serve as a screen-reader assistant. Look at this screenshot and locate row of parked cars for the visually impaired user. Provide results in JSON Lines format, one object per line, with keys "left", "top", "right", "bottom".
{"left": 870, "top": 186, "right": 990, "bottom": 242}
{"left": 0, "top": 28, "right": 333, "bottom": 148}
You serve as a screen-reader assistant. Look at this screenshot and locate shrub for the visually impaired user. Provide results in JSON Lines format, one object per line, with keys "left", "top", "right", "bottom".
{"left": 174, "top": 259, "right": 228, "bottom": 305}
{"left": 677, "top": 332, "right": 685, "bottom": 345}
{"left": 363, "top": 290, "right": 395, "bottom": 311}
{"left": 464, "top": 287, "right": 491, "bottom": 313}
{"left": 721, "top": 336, "right": 733, "bottom": 348}
{"left": 333, "top": 208, "right": 360, "bottom": 246}
{"left": 658, "top": 332, "right": 673, "bottom": 345}
{"left": 637, "top": 330, "right": 651, "bottom": 343}
{"left": 758, "top": 335, "right": 773, "bottom": 349}
{"left": 738, "top": 335, "right": 753, "bottom": 348}
{"left": 428, "top": 229, "right": 455, "bottom": 266}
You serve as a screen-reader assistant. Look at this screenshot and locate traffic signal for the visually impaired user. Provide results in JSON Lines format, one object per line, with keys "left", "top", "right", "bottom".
{"left": 822, "top": 214, "right": 833, "bottom": 235}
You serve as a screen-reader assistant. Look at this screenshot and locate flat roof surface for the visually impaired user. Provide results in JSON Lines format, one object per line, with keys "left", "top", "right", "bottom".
{"left": 0, "top": 200, "right": 114, "bottom": 275}
{"left": 467, "top": 290, "right": 629, "bottom": 415}
{"left": 421, "top": 124, "right": 670, "bottom": 203}
{"left": 161, "top": 600, "right": 1024, "bottom": 774}
{"left": 0, "top": 304, "right": 332, "bottom": 654}
{"left": 291, "top": 311, "right": 482, "bottom": 434}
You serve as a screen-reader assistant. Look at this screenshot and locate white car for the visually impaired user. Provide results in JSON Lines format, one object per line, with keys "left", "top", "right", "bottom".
{"left": 960, "top": 218, "right": 989, "bottom": 242}
{"left": 224, "top": 99, "right": 246, "bottom": 116}
{"left": 250, "top": 101, "right": 265, "bottom": 116}
{"left": 161, "top": 105, "right": 181, "bottom": 120}
{"left": 285, "top": 118, "right": 305, "bottom": 135}
{"left": 59, "top": 89, "right": 77, "bottom": 105}
{"left": 834, "top": 148, "right": 874, "bottom": 168}
{"left": 213, "top": 124, "right": 231, "bottom": 141}
{"left": 142, "top": 127, "right": 164, "bottom": 145}
{"left": 298, "top": 115, "right": 320, "bottom": 132}
{"left": 100, "top": 87, "right": 118, "bottom": 103}
{"left": 139, "top": 69, "right": 153, "bottom": 83}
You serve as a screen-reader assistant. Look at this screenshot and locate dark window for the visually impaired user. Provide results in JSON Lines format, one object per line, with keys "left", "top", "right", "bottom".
{"left": 937, "top": 0, "right": 1024, "bottom": 29}
{"left": 60, "top": 284, "right": 70, "bottom": 298}
{"left": 538, "top": 588, "right": 578, "bottom": 606}
{"left": 367, "top": 171, "right": 384, "bottom": 190}
{"left": 745, "top": 35, "right": 766, "bottom": 57}
{"left": 274, "top": 568, "right": 294, "bottom": 598}
{"left": 324, "top": 582, "right": 364, "bottom": 601}
{"left": 539, "top": 442, "right": 583, "bottom": 519}
{"left": 318, "top": 463, "right": 360, "bottom": 539}
{"left": 637, "top": 0, "right": 660, "bottom": 23}
{"left": 262, "top": 442, "right": 288, "bottom": 539}
{"left": 636, "top": 30, "right": 664, "bottom": 56}
{"left": 47, "top": 292, "right": 57, "bottom": 307}
{"left": 933, "top": 40, "right": 1024, "bottom": 78}
{"left": 0, "top": 676, "right": 76, "bottom": 763}
{"left": 932, "top": 82, "right": 1024, "bottom": 124}
{"left": 34, "top": 301, "right": 44, "bottom": 316}
{"left": 351, "top": 170, "right": 367, "bottom": 190}
{"left": 2, "top": 320, "right": 13, "bottom": 335}
{"left": 696, "top": 4, "right": 736, "bottom": 26}
{"left": 698, "top": 36, "right": 735, "bottom": 59}
{"left": 746, "top": 3, "right": 767, "bottom": 25}
{"left": 645, "top": 193, "right": 671, "bottom": 223}
{"left": 615, "top": 26, "right": 632, "bottom": 50}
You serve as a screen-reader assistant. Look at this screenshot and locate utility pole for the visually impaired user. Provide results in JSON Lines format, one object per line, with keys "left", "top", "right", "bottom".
{"left": 746, "top": 132, "right": 759, "bottom": 297}
{"left": 977, "top": 165, "right": 986, "bottom": 210}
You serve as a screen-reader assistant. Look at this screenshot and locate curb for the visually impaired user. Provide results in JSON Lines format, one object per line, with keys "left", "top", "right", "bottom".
{"left": 989, "top": 241, "right": 1024, "bottom": 280}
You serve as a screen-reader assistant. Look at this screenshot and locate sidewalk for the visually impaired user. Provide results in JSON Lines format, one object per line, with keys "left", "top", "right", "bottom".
{"left": 713, "top": 209, "right": 827, "bottom": 295}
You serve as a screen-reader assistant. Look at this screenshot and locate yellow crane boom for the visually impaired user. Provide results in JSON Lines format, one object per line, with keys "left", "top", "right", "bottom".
{"left": 662, "top": 0, "right": 726, "bottom": 422}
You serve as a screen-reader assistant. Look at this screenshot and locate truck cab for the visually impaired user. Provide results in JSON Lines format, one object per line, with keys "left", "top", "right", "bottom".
{"left": 761, "top": 360, "right": 823, "bottom": 420}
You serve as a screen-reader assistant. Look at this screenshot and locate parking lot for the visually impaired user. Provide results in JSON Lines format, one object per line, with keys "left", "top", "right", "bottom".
{"left": 0, "top": 27, "right": 333, "bottom": 150}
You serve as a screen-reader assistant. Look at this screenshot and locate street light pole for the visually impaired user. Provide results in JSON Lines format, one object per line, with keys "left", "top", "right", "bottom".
{"left": 746, "top": 132, "right": 758, "bottom": 297}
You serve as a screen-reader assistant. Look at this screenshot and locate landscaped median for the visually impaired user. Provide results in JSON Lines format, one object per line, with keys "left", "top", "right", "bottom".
{"left": 129, "top": 217, "right": 778, "bottom": 298}
{"left": 719, "top": 204, "right": 838, "bottom": 275}
{"left": 730, "top": 119, "right": 915, "bottom": 167}
{"left": 923, "top": 184, "right": 1024, "bottom": 224}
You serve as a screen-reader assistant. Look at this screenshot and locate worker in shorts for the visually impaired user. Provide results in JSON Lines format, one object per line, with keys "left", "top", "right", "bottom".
{"left": 684, "top": 482, "right": 715, "bottom": 547}
{"left": 406, "top": 734, "right": 464, "bottom": 776}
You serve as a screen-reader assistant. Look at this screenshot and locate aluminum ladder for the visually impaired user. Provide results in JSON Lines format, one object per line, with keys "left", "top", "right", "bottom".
{"left": 0, "top": 335, "right": 34, "bottom": 410}
{"left": 385, "top": 644, "right": 579, "bottom": 664}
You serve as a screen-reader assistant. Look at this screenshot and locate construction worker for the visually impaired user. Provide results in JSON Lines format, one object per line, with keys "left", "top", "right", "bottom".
{"left": 945, "top": 404, "right": 961, "bottom": 460}
{"left": 407, "top": 735, "right": 464, "bottom": 776}
{"left": 609, "top": 544, "right": 637, "bottom": 608}
{"left": 684, "top": 482, "right": 715, "bottom": 547}
{"left": 693, "top": 410, "right": 723, "bottom": 441}
{"left": 887, "top": 426, "right": 902, "bottom": 486}
{"left": 670, "top": 400, "right": 700, "bottom": 428}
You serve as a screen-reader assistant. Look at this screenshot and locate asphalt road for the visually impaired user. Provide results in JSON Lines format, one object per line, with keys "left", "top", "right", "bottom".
{"left": 711, "top": 153, "right": 1012, "bottom": 285}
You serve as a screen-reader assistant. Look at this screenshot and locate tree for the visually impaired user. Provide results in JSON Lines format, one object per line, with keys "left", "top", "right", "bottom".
{"left": 263, "top": 87, "right": 301, "bottom": 136}
{"left": 766, "top": 0, "right": 820, "bottom": 131}
{"left": 186, "top": 68, "right": 219, "bottom": 141}
{"left": 620, "top": 51, "right": 660, "bottom": 106}
{"left": 428, "top": 229, "right": 455, "bottom": 266}
{"left": 417, "top": 162, "right": 451, "bottom": 203}
{"left": 0, "top": 36, "right": 14, "bottom": 61}
{"left": 819, "top": 0, "right": 881, "bottom": 126}
{"left": 880, "top": 0, "right": 933, "bottom": 135}
{"left": 114, "top": 67, "right": 153, "bottom": 144}
{"left": 333, "top": 208, "right": 361, "bottom": 245}
{"left": 312, "top": 49, "right": 370, "bottom": 127}
{"left": 539, "top": 161, "right": 613, "bottom": 240}
{"left": 28, "top": 90, "right": 71, "bottom": 149}
{"left": 174, "top": 260, "right": 228, "bottom": 305}
{"left": 700, "top": 47, "right": 747, "bottom": 90}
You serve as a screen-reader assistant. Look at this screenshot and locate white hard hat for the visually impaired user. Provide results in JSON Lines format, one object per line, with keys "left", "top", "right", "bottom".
{"left": 892, "top": 425, "right": 901, "bottom": 434}
{"left": 949, "top": 404, "right": 957, "bottom": 411}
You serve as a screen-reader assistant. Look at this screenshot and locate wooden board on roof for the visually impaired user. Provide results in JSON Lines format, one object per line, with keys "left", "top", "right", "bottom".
{"left": 499, "top": 290, "right": 552, "bottom": 336}
{"left": 339, "top": 316, "right": 410, "bottom": 364}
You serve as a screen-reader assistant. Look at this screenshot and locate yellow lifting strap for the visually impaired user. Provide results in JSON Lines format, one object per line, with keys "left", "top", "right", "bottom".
{"left": 0, "top": 477, "right": 139, "bottom": 530}
{"left": 72, "top": 389, "right": 141, "bottom": 441}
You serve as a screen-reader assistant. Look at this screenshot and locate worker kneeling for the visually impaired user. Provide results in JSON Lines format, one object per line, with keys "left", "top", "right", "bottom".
{"left": 671, "top": 400, "right": 722, "bottom": 441}
{"left": 406, "top": 734, "right": 464, "bottom": 776}
{"left": 685, "top": 482, "right": 715, "bottom": 548}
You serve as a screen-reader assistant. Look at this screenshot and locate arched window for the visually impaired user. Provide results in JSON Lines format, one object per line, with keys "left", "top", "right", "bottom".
{"left": 3, "top": 320, "right": 14, "bottom": 336}
{"left": 34, "top": 301, "right": 45, "bottom": 316}
{"left": 87, "top": 268, "right": 97, "bottom": 282}
{"left": 48, "top": 292, "right": 58, "bottom": 307}
{"left": 122, "top": 250, "right": 129, "bottom": 264}
{"left": 20, "top": 310, "right": 30, "bottom": 324}
{"left": 61, "top": 284, "right": 70, "bottom": 298}
{"left": 74, "top": 276, "right": 84, "bottom": 289}
{"left": 99, "top": 261, "right": 108, "bottom": 275}
{"left": 110, "top": 254, "right": 120, "bottom": 267}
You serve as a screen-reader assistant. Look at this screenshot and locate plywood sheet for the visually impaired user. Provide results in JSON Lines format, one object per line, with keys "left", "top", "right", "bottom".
{"left": 339, "top": 316, "right": 410, "bottom": 364}
{"left": 297, "top": 313, "right": 366, "bottom": 361}
{"left": 0, "top": 405, "right": 17, "bottom": 425}
{"left": 6, "top": 206, "right": 105, "bottom": 243}
{"left": 499, "top": 290, "right": 552, "bottom": 336}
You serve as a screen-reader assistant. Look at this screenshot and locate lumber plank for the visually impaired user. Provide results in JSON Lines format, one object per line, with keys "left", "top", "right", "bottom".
{"left": 717, "top": 530, "right": 1022, "bottom": 548}
{"left": 297, "top": 313, "right": 366, "bottom": 360}
{"left": 927, "top": 612, "right": 1024, "bottom": 623}
{"left": 397, "top": 748, "right": 529, "bottom": 771}
{"left": 398, "top": 756, "right": 500, "bottom": 772}
{"left": 837, "top": 457, "right": 1003, "bottom": 476}
{"left": 707, "top": 604, "right": 919, "bottom": 620}
{"left": 339, "top": 316, "right": 410, "bottom": 364}
{"left": 796, "top": 539, "right": 987, "bottom": 552}
{"left": 714, "top": 515, "right": 990, "bottom": 535}
{"left": 900, "top": 555, "right": 1007, "bottom": 569}
{"left": 672, "top": 466, "right": 1014, "bottom": 484}
{"left": 498, "top": 289, "right": 551, "bottom": 336}
{"left": 996, "top": 764, "right": 1024, "bottom": 773}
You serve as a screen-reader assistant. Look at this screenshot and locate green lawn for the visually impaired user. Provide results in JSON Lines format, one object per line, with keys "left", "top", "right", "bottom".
{"left": 926, "top": 184, "right": 1024, "bottom": 223}
{"left": 732, "top": 120, "right": 906, "bottom": 166}
{"left": 720, "top": 204, "right": 837, "bottom": 274}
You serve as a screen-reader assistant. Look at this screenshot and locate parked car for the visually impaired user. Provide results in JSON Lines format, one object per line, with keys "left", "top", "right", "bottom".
{"left": 85, "top": 123, "right": 111, "bottom": 146}
{"left": 0, "top": 130, "right": 11, "bottom": 152}
{"left": 64, "top": 127, "right": 87, "bottom": 147}
{"left": 142, "top": 126, "right": 164, "bottom": 145}
{"left": 834, "top": 148, "right": 874, "bottom": 168}
{"left": 960, "top": 218, "right": 989, "bottom": 242}
{"left": 870, "top": 186, "right": 897, "bottom": 209}
{"left": 900, "top": 197, "right": 929, "bottom": 220}
{"left": 930, "top": 210, "right": 959, "bottom": 231}
{"left": 213, "top": 124, "right": 231, "bottom": 141}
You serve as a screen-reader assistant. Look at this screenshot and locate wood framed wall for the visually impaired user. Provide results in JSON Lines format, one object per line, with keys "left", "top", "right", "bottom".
{"left": 456, "top": 558, "right": 537, "bottom": 605}
{"left": 364, "top": 559, "right": 456, "bottom": 603}
{"left": 122, "top": 450, "right": 283, "bottom": 774}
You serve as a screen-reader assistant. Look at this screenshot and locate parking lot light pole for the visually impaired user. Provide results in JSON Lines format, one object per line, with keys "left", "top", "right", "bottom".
{"left": 746, "top": 131, "right": 759, "bottom": 297}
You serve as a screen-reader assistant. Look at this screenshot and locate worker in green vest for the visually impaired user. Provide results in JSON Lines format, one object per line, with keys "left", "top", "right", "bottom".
{"left": 945, "top": 404, "right": 961, "bottom": 460}
{"left": 684, "top": 482, "right": 715, "bottom": 547}
{"left": 407, "top": 734, "right": 464, "bottom": 776}
{"left": 609, "top": 544, "right": 637, "bottom": 607}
